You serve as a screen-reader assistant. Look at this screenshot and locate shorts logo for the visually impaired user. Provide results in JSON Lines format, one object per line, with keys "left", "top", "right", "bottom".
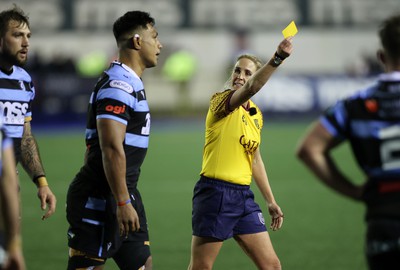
{"left": 67, "top": 230, "right": 75, "bottom": 239}
{"left": 110, "top": 80, "right": 133, "bottom": 93}
{"left": 258, "top": 212, "right": 265, "bottom": 225}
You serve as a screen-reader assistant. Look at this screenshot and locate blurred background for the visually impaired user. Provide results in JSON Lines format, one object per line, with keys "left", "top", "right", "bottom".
{"left": 2, "top": 0, "right": 400, "bottom": 269}
{"left": 1, "top": 0, "right": 397, "bottom": 124}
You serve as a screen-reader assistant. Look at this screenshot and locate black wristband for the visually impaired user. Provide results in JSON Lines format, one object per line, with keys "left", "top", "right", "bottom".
{"left": 274, "top": 52, "right": 286, "bottom": 61}
{"left": 272, "top": 52, "right": 285, "bottom": 67}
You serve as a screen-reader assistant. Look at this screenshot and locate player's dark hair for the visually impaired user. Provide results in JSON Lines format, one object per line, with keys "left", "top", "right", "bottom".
{"left": 379, "top": 14, "right": 400, "bottom": 60}
{"left": 0, "top": 4, "right": 30, "bottom": 37}
{"left": 113, "top": 11, "right": 155, "bottom": 43}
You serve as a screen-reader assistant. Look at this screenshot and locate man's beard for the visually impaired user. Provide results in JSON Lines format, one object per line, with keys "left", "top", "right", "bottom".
{"left": 0, "top": 48, "right": 28, "bottom": 67}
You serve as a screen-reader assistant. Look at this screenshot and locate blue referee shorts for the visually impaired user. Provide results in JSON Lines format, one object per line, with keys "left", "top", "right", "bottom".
{"left": 192, "top": 176, "right": 267, "bottom": 240}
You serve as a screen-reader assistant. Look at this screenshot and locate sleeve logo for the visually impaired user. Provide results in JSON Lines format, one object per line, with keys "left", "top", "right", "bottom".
{"left": 110, "top": 80, "right": 133, "bottom": 93}
{"left": 19, "top": 80, "right": 26, "bottom": 91}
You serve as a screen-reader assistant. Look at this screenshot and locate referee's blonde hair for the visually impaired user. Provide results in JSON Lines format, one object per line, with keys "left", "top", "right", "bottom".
{"left": 223, "top": 54, "right": 264, "bottom": 91}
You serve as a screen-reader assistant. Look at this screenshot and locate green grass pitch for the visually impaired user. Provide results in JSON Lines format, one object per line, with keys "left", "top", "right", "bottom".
{"left": 18, "top": 119, "right": 367, "bottom": 269}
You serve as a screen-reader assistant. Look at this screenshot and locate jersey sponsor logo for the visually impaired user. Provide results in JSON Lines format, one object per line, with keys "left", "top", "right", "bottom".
{"left": 105, "top": 104, "right": 126, "bottom": 114}
{"left": 0, "top": 101, "right": 28, "bottom": 124}
{"left": 239, "top": 135, "right": 259, "bottom": 155}
{"left": 110, "top": 80, "right": 133, "bottom": 93}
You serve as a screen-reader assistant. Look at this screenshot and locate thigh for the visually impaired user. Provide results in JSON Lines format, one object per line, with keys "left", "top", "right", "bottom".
{"left": 127, "top": 189, "right": 149, "bottom": 241}
{"left": 368, "top": 251, "right": 400, "bottom": 270}
{"left": 66, "top": 185, "right": 111, "bottom": 258}
{"left": 67, "top": 248, "right": 106, "bottom": 270}
{"left": 113, "top": 189, "right": 151, "bottom": 269}
{"left": 234, "top": 232, "right": 281, "bottom": 269}
{"left": 113, "top": 241, "right": 151, "bottom": 270}
{"left": 366, "top": 219, "right": 400, "bottom": 270}
{"left": 189, "top": 236, "right": 223, "bottom": 270}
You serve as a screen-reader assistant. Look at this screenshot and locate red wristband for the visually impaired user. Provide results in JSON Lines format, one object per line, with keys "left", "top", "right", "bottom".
{"left": 117, "top": 199, "right": 131, "bottom": 206}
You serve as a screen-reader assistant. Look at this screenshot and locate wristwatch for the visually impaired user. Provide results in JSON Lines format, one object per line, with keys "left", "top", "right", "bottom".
{"left": 273, "top": 52, "right": 285, "bottom": 66}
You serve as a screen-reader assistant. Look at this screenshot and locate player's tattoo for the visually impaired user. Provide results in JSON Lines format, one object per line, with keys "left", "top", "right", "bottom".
{"left": 20, "top": 133, "right": 45, "bottom": 179}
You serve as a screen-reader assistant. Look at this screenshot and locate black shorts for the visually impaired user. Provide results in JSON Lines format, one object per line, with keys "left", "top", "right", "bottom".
{"left": 67, "top": 242, "right": 150, "bottom": 270}
{"left": 66, "top": 175, "right": 150, "bottom": 260}
{"left": 366, "top": 219, "right": 400, "bottom": 270}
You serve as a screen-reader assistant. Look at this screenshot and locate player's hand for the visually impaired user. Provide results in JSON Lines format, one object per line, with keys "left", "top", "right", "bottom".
{"left": 3, "top": 251, "right": 26, "bottom": 270}
{"left": 276, "top": 36, "right": 293, "bottom": 59}
{"left": 117, "top": 203, "right": 140, "bottom": 238}
{"left": 267, "top": 202, "right": 284, "bottom": 231}
{"left": 3, "top": 238, "right": 26, "bottom": 270}
{"left": 37, "top": 186, "right": 57, "bottom": 220}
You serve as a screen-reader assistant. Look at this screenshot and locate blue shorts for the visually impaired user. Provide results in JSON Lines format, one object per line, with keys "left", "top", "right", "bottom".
{"left": 192, "top": 176, "right": 267, "bottom": 240}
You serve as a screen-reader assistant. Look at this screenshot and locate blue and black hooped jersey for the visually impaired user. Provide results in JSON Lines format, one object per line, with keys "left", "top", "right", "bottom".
{"left": 0, "top": 66, "right": 34, "bottom": 139}
{"left": 78, "top": 61, "right": 150, "bottom": 190}
{"left": 321, "top": 72, "right": 400, "bottom": 215}
{"left": 321, "top": 72, "right": 400, "bottom": 178}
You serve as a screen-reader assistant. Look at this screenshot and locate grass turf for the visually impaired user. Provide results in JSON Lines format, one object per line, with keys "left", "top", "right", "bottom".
{"left": 18, "top": 119, "right": 367, "bottom": 269}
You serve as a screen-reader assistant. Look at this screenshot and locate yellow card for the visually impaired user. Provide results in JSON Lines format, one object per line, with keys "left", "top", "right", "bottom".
{"left": 282, "top": 21, "right": 298, "bottom": 38}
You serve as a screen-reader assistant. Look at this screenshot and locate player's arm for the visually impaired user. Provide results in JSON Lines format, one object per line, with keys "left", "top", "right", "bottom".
{"left": 20, "top": 121, "right": 56, "bottom": 220}
{"left": 296, "top": 121, "right": 364, "bottom": 201}
{"left": 252, "top": 148, "right": 283, "bottom": 231}
{"left": 0, "top": 144, "right": 26, "bottom": 270}
{"left": 97, "top": 118, "right": 140, "bottom": 236}
{"left": 229, "top": 37, "right": 293, "bottom": 110}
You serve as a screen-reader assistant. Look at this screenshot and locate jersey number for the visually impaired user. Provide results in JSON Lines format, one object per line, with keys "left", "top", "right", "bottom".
{"left": 141, "top": 113, "right": 150, "bottom": 135}
{"left": 380, "top": 125, "right": 400, "bottom": 170}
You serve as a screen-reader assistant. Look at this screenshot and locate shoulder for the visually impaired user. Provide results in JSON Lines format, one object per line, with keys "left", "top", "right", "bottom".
{"left": 210, "top": 89, "right": 233, "bottom": 105}
{"left": 210, "top": 89, "right": 233, "bottom": 108}
{"left": 12, "top": 66, "right": 32, "bottom": 82}
{"left": 208, "top": 90, "right": 235, "bottom": 120}
{"left": 328, "top": 84, "right": 377, "bottom": 111}
{"left": 105, "top": 64, "right": 143, "bottom": 94}
{"left": 349, "top": 86, "right": 375, "bottom": 101}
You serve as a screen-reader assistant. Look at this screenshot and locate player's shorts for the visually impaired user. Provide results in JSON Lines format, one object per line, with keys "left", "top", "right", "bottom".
{"left": 67, "top": 241, "right": 150, "bottom": 270}
{"left": 66, "top": 176, "right": 150, "bottom": 263}
{"left": 0, "top": 232, "right": 6, "bottom": 268}
{"left": 192, "top": 176, "right": 267, "bottom": 240}
{"left": 366, "top": 219, "right": 400, "bottom": 270}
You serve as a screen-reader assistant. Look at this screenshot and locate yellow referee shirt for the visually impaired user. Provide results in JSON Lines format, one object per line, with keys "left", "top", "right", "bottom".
{"left": 200, "top": 90, "right": 263, "bottom": 185}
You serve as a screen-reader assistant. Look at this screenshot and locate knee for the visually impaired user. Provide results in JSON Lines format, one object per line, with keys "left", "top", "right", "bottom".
{"left": 188, "top": 261, "right": 213, "bottom": 270}
{"left": 258, "top": 256, "right": 281, "bottom": 270}
{"left": 268, "top": 257, "right": 281, "bottom": 270}
{"left": 143, "top": 256, "right": 152, "bottom": 270}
